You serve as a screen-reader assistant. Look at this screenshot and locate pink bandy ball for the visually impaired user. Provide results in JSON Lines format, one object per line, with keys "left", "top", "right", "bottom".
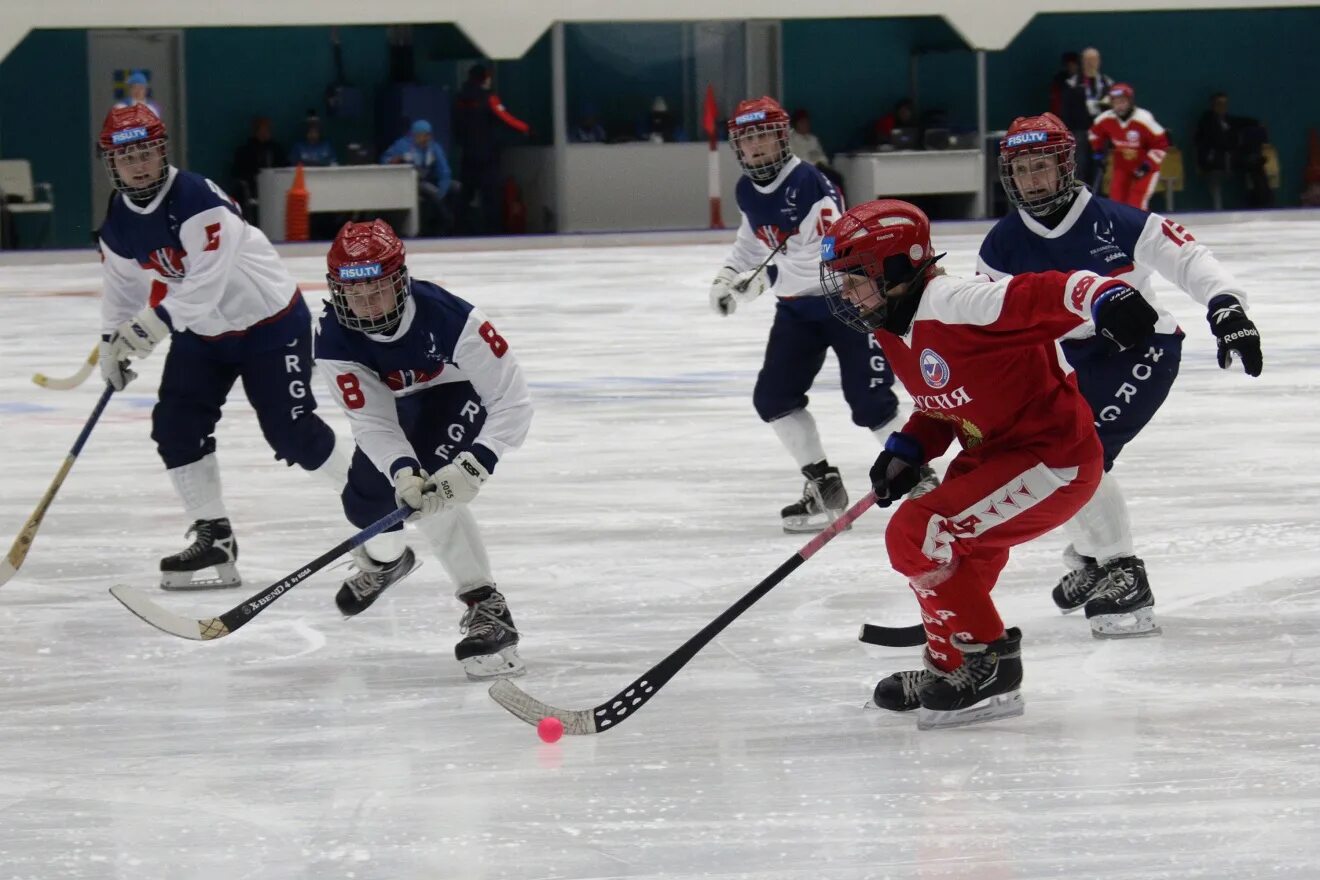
{"left": 537, "top": 716, "right": 565, "bottom": 743}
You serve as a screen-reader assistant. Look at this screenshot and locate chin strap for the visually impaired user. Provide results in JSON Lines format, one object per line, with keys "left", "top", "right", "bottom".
{"left": 880, "top": 254, "right": 945, "bottom": 336}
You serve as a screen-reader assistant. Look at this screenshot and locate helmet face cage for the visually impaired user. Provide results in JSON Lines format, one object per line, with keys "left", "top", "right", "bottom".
{"left": 999, "top": 138, "right": 1077, "bottom": 217}
{"left": 821, "top": 251, "right": 893, "bottom": 333}
{"left": 731, "top": 119, "right": 791, "bottom": 183}
{"left": 327, "top": 265, "right": 411, "bottom": 334}
{"left": 102, "top": 137, "right": 170, "bottom": 200}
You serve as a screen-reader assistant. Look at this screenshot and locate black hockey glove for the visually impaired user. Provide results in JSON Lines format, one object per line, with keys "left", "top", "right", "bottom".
{"left": 1092, "top": 282, "right": 1158, "bottom": 353}
{"left": 870, "top": 432, "right": 924, "bottom": 508}
{"left": 1131, "top": 162, "right": 1152, "bottom": 180}
{"left": 1206, "top": 294, "right": 1263, "bottom": 376}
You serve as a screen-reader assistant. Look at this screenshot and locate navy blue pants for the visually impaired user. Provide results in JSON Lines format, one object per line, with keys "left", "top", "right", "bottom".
{"left": 152, "top": 294, "right": 335, "bottom": 471}
{"left": 343, "top": 382, "right": 488, "bottom": 531}
{"left": 753, "top": 296, "right": 897, "bottom": 429}
{"left": 1062, "top": 331, "right": 1183, "bottom": 470}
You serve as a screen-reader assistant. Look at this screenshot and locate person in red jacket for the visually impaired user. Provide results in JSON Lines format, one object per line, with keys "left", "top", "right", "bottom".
{"left": 1089, "top": 83, "right": 1170, "bottom": 209}
{"left": 818, "top": 199, "right": 1158, "bottom": 730}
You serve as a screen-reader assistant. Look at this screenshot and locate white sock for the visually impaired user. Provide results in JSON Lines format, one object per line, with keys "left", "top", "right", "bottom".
{"left": 314, "top": 434, "right": 353, "bottom": 488}
{"left": 769, "top": 409, "right": 827, "bottom": 469}
{"left": 1064, "top": 470, "right": 1134, "bottom": 563}
{"left": 415, "top": 505, "right": 494, "bottom": 596}
{"left": 168, "top": 454, "right": 228, "bottom": 522}
{"left": 363, "top": 529, "right": 408, "bottom": 565}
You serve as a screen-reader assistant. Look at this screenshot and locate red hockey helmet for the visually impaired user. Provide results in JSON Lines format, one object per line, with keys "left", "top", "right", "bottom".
{"left": 1108, "top": 82, "right": 1135, "bottom": 101}
{"left": 98, "top": 105, "right": 169, "bottom": 199}
{"left": 819, "top": 199, "right": 941, "bottom": 334}
{"left": 727, "top": 96, "right": 792, "bottom": 183}
{"left": 326, "top": 219, "right": 411, "bottom": 333}
{"left": 997, "top": 112, "right": 1078, "bottom": 217}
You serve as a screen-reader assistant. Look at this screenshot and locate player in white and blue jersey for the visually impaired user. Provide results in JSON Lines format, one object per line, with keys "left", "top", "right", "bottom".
{"left": 95, "top": 105, "right": 350, "bottom": 591}
{"left": 981, "top": 111, "right": 1264, "bottom": 638}
{"left": 709, "top": 96, "right": 929, "bottom": 533}
{"left": 315, "top": 220, "right": 533, "bottom": 680}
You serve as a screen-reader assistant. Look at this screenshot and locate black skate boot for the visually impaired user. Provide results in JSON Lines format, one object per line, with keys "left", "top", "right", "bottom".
{"left": 1085, "top": 556, "right": 1160, "bottom": 639}
{"left": 456, "top": 585, "right": 524, "bottom": 680}
{"left": 916, "top": 628, "right": 1025, "bottom": 730}
{"left": 160, "top": 518, "right": 241, "bottom": 591}
{"left": 781, "top": 460, "right": 848, "bottom": 534}
{"left": 335, "top": 546, "right": 419, "bottom": 617}
{"left": 1052, "top": 544, "right": 1104, "bottom": 613}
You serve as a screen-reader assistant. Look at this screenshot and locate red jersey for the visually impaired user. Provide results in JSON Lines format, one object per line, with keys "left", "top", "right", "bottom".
{"left": 1088, "top": 107, "right": 1169, "bottom": 173}
{"left": 874, "top": 271, "right": 1119, "bottom": 469}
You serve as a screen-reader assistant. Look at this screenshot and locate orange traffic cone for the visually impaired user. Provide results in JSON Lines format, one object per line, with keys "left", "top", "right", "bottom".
{"left": 285, "top": 163, "right": 310, "bottom": 242}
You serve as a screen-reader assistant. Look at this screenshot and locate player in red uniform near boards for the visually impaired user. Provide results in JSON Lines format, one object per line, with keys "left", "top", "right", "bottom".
{"left": 1089, "top": 83, "right": 1170, "bottom": 209}
{"left": 818, "top": 200, "right": 1159, "bottom": 730}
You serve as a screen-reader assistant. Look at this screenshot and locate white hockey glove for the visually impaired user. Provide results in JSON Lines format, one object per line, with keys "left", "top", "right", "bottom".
{"left": 426, "top": 451, "right": 489, "bottom": 505}
{"left": 393, "top": 466, "right": 444, "bottom": 521}
{"left": 98, "top": 337, "right": 137, "bottom": 391}
{"left": 708, "top": 266, "right": 739, "bottom": 317}
{"left": 730, "top": 267, "right": 770, "bottom": 303}
{"left": 111, "top": 306, "right": 170, "bottom": 359}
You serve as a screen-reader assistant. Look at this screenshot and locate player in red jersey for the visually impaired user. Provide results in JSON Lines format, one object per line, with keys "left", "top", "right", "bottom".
{"left": 1089, "top": 83, "right": 1170, "bottom": 209}
{"left": 819, "top": 199, "right": 1158, "bottom": 730}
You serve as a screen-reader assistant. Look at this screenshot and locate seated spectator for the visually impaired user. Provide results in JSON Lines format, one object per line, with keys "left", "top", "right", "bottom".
{"left": 381, "top": 119, "right": 454, "bottom": 236}
{"left": 571, "top": 106, "right": 607, "bottom": 143}
{"left": 871, "top": 99, "right": 916, "bottom": 148}
{"left": 788, "top": 109, "right": 845, "bottom": 194}
{"left": 115, "top": 71, "right": 161, "bottom": 117}
{"left": 638, "top": 96, "right": 687, "bottom": 143}
{"left": 289, "top": 113, "right": 337, "bottom": 167}
{"left": 232, "top": 116, "right": 287, "bottom": 223}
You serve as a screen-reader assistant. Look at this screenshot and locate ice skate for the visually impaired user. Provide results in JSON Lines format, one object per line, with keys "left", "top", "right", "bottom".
{"left": 1051, "top": 543, "right": 1105, "bottom": 613}
{"left": 916, "top": 628, "right": 1025, "bottom": 730}
{"left": 336, "top": 546, "right": 419, "bottom": 617}
{"left": 781, "top": 461, "right": 849, "bottom": 534}
{"left": 1085, "top": 556, "right": 1160, "bottom": 638}
{"left": 456, "top": 585, "right": 524, "bottom": 680}
{"left": 159, "top": 518, "right": 241, "bottom": 591}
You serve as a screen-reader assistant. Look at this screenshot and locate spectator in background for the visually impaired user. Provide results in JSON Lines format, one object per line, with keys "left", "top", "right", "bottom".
{"left": 1195, "top": 92, "right": 1271, "bottom": 209}
{"left": 1049, "top": 52, "right": 1080, "bottom": 118}
{"left": 570, "top": 105, "right": 607, "bottom": 143}
{"left": 382, "top": 119, "right": 454, "bottom": 237}
{"left": 789, "top": 109, "right": 845, "bottom": 194}
{"left": 290, "top": 113, "right": 337, "bottom": 167}
{"left": 116, "top": 72, "right": 162, "bottom": 117}
{"left": 638, "top": 96, "right": 686, "bottom": 143}
{"left": 232, "top": 116, "right": 288, "bottom": 224}
{"left": 1061, "top": 47, "right": 1115, "bottom": 189}
{"left": 871, "top": 99, "right": 916, "bottom": 148}
{"left": 453, "top": 63, "right": 530, "bottom": 235}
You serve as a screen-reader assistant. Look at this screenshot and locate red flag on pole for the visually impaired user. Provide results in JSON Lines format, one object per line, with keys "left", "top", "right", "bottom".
{"left": 703, "top": 84, "right": 719, "bottom": 147}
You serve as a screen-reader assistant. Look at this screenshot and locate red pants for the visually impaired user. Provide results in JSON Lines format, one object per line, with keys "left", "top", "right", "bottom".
{"left": 1109, "top": 164, "right": 1161, "bottom": 210}
{"left": 885, "top": 447, "right": 1102, "bottom": 670}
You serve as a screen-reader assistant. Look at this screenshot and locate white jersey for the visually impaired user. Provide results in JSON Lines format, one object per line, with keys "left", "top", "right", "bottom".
{"left": 976, "top": 187, "right": 1248, "bottom": 340}
{"left": 314, "top": 280, "right": 532, "bottom": 481}
{"left": 97, "top": 167, "right": 298, "bottom": 337}
{"left": 723, "top": 156, "right": 844, "bottom": 298}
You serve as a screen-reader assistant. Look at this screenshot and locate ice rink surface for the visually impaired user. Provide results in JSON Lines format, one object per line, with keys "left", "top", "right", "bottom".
{"left": 1, "top": 217, "right": 1318, "bottom": 879}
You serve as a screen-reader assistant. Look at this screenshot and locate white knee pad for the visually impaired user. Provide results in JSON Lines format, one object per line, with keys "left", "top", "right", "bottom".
{"left": 362, "top": 528, "right": 409, "bottom": 565}
{"left": 314, "top": 434, "right": 353, "bottom": 488}
{"left": 1063, "top": 470, "right": 1134, "bottom": 563}
{"left": 415, "top": 505, "right": 494, "bottom": 596}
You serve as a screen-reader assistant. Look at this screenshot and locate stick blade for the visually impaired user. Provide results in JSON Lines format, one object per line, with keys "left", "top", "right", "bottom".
{"left": 487, "top": 679, "right": 597, "bottom": 735}
{"left": 32, "top": 373, "right": 85, "bottom": 390}
{"left": 0, "top": 558, "right": 17, "bottom": 587}
{"left": 109, "top": 584, "right": 230, "bottom": 641}
{"left": 858, "top": 622, "right": 927, "bottom": 648}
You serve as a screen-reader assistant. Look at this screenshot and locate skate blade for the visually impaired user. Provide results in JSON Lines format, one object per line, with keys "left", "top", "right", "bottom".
{"left": 782, "top": 514, "right": 851, "bottom": 535}
{"left": 863, "top": 699, "right": 919, "bottom": 713}
{"left": 462, "top": 646, "right": 526, "bottom": 681}
{"left": 160, "top": 564, "right": 241, "bottom": 592}
{"left": 1088, "top": 607, "right": 1161, "bottom": 639}
{"left": 917, "top": 690, "right": 1024, "bottom": 730}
